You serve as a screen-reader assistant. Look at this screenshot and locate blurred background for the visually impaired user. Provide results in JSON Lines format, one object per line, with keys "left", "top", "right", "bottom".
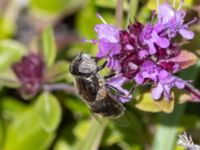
{"left": 0, "top": 0, "right": 200, "bottom": 150}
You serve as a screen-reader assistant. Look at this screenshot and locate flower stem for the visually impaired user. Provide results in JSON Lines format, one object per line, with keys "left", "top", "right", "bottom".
{"left": 184, "top": 82, "right": 200, "bottom": 102}
{"left": 43, "top": 83, "right": 77, "bottom": 96}
{"left": 115, "top": 0, "right": 123, "bottom": 28}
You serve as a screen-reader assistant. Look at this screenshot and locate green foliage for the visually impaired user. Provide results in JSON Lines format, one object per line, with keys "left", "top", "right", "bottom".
{"left": 0, "top": 119, "right": 4, "bottom": 148}
{"left": 0, "top": 17, "right": 15, "bottom": 39}
{"left": 0, "top": 69, "right": 20, "bottom": 88}
{"left": 45, "top": 61, "right": 73, "bottom": 83}
{"left": 34, "top": 92, "right": 62, "bottom": 132}
{"left": 1, "top": 97, "right": 55, "bottom": 150}
{"left": 75, "top": 0, "right": 98, "bottom": 39}
{"left": 74, "top": 119, "right": 107, "bottom": 150}
{"left": 42, "top": 27, "right": 57, "bottom": 68}
{"left": 31, "top": 0, "right": 67, "bottom": 14}
{"left": 0, "top": 40, "right": 26, "bottom": 71}
{"left": 0, "top": 0, "right": 199, "bottom": 150}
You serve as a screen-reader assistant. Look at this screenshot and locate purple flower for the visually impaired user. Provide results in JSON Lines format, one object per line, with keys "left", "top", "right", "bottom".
{"left": 106, "top": 75, "right": 131, "bottom": 103}
{"left": 88, "top": 2, "right": 196, "bottom": 102}
{"left": 158, "top": 2, "right": 195, "bottom": 40}
{"left": 141, "top": 24, "right": 169, "bottom": 54}
{"left": 12, "top": 53, "right": 44, "bottom": 99}
{"left": 135, "top": 60, "right": 159, "bottom": 84}
{"left": 152, "top": 71, "right": 185, "bottom": 100}
{"left": 135, "top": 60, "right": 185, "bottom": 100}
{"left": 95, "top": 24, "right": 120, "bottom": 44}
{"left": 94, "top": 15, "right": 121, "bottom": 70}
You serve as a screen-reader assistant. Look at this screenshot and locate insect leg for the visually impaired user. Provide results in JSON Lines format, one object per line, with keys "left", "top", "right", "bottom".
{"left": 96, "top": 61, "right": 107, "bottom": 72}
{"left": 105, "top": 84, "right": 126, "bottom": 96}
{"left": 122, "top": 84, "right": 137, "bottom": 98}
{"left": 106, "top": 83, "right": 137, "bottom": 98}
{"left": 104, "top": 72, "right": 116, "bottom": 79}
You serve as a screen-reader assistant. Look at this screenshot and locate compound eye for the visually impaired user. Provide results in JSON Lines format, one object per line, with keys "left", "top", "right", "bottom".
{"left": 78, "top": 59, "right": 97, "bottom": 74}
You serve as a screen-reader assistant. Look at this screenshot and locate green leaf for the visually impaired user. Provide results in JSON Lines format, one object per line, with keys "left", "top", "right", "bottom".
{"left": 75, "top": 0, "right": 98, "bottom": 39}
{"left": 95, "top": 0, "right": 129, "bottom": 10}
{"left": 0, "top": 17, "right": 15, "bottom": 39}
{"left": 45, "top": 61, "right": 73, "bottom": 83}
{"left": 3, "top": 106, "right": 55, "bottom": 150}
{"left": 73, "top": 120, "right": 90, "bottom": 141}
{"left": 34, "top": 92, "right": 62, "bottom": 132}
{"left": 0, "top": 97, "right": 26, "bottom": 120}
{"left": 134, "top": 90, "right": 174, "bottom": 113}
{"left": 30, "top": 0, "right": 66, "bottom": 14}
{"left": 0, "top": 69, "right": 20, "bottom": 88}
{"left": 152, "top": 104, "right": 186, "bottom": 150}
{"left": 63, "top": 97, "right": 90, "bottom": 118}
{"left": 30, "top": 0, "right": 86, "bottom": 20}
{"left": 137, "top": 6, "right": 151, "bottom": 23}
{"left": 0, "top": 119, "right": 4, "bottom": 149}
{"left": 53, "top": 138, "right": 73, "bottom": 150}
{"left": 42, "top": 27, "right": 57, "bottom": 68}
{"left": 135, "top": 92, "right": 161, "bottom": 113}
{"left": 154, "top": 97, "right": 174, "bottom": 113}
{"left": 0, "top": 40, "right": 26, "bottom": 70}
{"left": 0, "top": 0, "right": 17, "bottom": 39}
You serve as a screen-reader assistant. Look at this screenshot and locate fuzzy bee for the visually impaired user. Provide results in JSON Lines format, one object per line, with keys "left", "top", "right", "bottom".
{"left": 69, "top": 53, "right": 125, "bottom": 118}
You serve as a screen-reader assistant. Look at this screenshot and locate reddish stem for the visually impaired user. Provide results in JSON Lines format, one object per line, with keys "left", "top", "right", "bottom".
{"left": 184, "top": 82, "right": 200, "bottom": 101}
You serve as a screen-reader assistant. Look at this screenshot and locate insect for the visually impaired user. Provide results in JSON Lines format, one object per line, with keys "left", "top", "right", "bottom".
{"left": 69, "top": 53, "right": 125, "bottom": 118}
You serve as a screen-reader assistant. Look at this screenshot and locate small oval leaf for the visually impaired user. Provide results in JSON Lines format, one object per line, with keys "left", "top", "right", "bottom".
{"left": 0, "top": 69, "right": 20, "bottom": 88}
{"left": 34, "top": 92, "right": 62, "bottom": 132}
{"left": 135, "top": 92, "right": 161, "bottom": 113}
{"left": 153, "top": 98, "right": 174, "bottom": 113}
{"left": 3, "top": 106, "right": 55, "bottom": 150}
{"left": 0, "top": 40, "right": 26, "bottom": 70}
{"left": 42, "top": 27, "right": 57, "bottom": 68}
{"left": 134, "top": 90, "right": 175, "bottom": 113}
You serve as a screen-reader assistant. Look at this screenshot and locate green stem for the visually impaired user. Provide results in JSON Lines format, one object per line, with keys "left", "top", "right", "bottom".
{"left": 115, "top": 0, "right": 123, "bottom": 28}
{"left": 74, "top": 118, "right": 108, "bottom": 150}
{"left": 152, "top": 104, "right": 186, "bottom": 150}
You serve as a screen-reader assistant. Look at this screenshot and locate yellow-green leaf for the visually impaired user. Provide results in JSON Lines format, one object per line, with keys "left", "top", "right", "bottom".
{"left": 0, "top": 40, "right": 26, "bottom": 71}
{"left": 154, "top": 98, "right": 174, "bottom": 113}
{"left": 134, "top": 91, "right": 174, "bottom": 113}
{"left": 135, "top": 92, "right": 161, "bottom": 113}
{"left": 42, "top": 27, "right": 57, "bottom": 68}
{"left": 34, "top": 92, "right": 62, "bottom": 132}
{"left": 3, "top": 102, "right": 55, "bottom": 150}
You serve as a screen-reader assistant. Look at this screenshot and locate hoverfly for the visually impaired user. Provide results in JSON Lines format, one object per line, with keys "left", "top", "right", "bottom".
{"left": 69, "top": 53, "right": 125, "bottom": 118}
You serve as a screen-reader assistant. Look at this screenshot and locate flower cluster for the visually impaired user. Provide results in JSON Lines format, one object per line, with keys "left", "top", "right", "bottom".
{"left": 90, "top": 1, "right": 197, "bottom": 102}
{"left": 12, "top": 53, "right": 45, "bottom": 99}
